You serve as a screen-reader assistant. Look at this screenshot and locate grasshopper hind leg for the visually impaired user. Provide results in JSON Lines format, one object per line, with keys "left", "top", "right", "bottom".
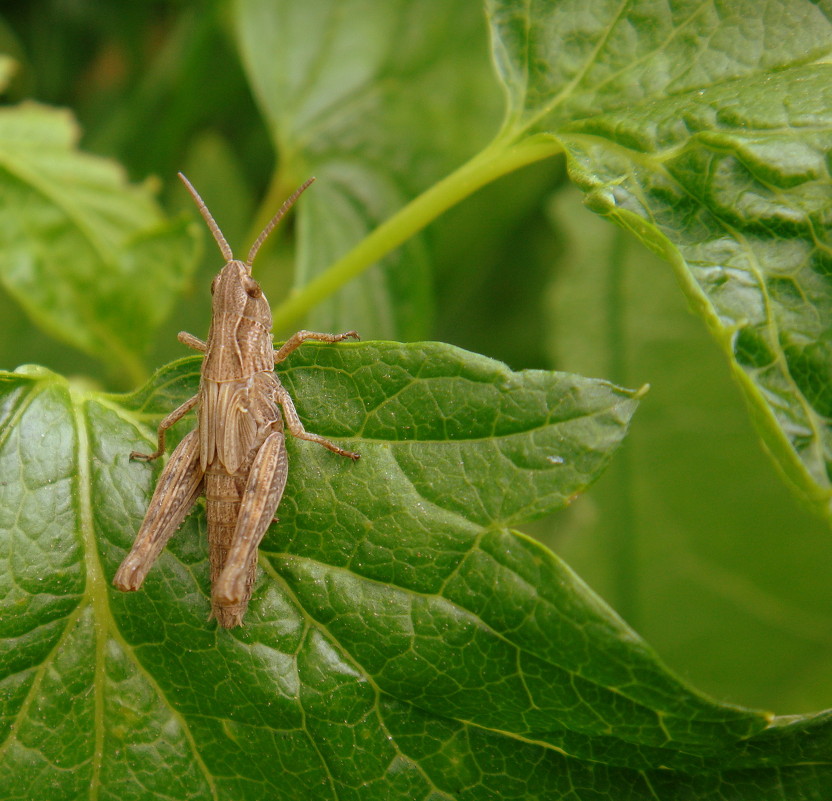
{"left": 115, "top": 429, "right": 204, "bottom": 591}
{"left": 211, "top": 429, "right": 289, "bottom": 627}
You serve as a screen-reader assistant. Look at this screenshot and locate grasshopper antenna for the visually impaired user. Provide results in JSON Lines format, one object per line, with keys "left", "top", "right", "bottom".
{"left": 178, "top": 172, "right": 234, "bottom": 262}
{"left": 246, "top": 177, "right": 315, "bottom": 267}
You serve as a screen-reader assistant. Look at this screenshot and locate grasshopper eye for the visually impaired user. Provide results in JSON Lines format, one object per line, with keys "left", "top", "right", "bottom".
{"left": 210, "top": 276, "right": 219, "bottom": 295}
{"left": 244, "top": 277, "right": 262, "bottom": 298}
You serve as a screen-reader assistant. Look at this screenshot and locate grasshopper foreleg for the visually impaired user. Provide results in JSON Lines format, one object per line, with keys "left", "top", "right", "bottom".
{"left": 273, "top": 329, "right": 359, "bottom": 363}
{"left": 178, "top": 331, "right": 207, "bottom": 352}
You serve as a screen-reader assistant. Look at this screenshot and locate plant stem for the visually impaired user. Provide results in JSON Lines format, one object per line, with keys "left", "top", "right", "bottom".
{"left": 271, "top": 134, "right": 563, "bottom": 332}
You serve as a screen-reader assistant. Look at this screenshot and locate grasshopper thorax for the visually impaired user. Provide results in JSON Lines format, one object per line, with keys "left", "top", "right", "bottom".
{"left": 210, "top": 260, "right": 270, "bottom": 327}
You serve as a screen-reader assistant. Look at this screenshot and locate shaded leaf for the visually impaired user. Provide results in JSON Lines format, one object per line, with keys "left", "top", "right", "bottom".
{"left": 0, "top": 55, "right": 16, "bottom": 93}
{"left": 235, "top": 0, "right": 501, "bottom": 339}
{"left": 548, "top": 185, "right": 832, "bottom": 714}
{"left": 0, "top": 103, "right": 200, "bottom": 383}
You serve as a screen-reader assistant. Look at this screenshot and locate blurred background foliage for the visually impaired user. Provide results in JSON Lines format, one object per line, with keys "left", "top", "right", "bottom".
{"left": 0, "top": 0, "right": 830, "bottom": 717}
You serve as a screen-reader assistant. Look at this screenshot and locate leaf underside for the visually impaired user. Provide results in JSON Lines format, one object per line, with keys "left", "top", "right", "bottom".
{"left": 487, "top": 0, "right": 832, "bottom": 517}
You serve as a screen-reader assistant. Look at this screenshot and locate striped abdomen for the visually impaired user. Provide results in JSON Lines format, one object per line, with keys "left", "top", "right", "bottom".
{"left": 205, "top": 466, "right": 258, "bottom": 627}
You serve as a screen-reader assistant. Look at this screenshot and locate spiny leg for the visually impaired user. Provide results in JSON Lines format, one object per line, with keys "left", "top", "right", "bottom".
{"left": 274, "top": 383, "right": 359, "bottom": 461}
{"left": 131, "top": 393, "right": 199, "bottom": 461}
{"left": 273, "top": 329, "right": 359, "bottom": 363}
{"left": 114, "top": 430, "right": 204, "bottom": 591}
{"left": 212, "top": 430, "right": 288, "bottom": 623}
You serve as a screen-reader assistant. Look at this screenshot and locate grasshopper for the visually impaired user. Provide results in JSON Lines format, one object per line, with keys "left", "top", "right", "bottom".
{"left": 113, "top": 173, "right": 359, "bottom": 628}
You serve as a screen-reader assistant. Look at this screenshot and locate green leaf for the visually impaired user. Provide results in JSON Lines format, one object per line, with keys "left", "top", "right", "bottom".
{"left": 234, "top": 0, "right": 501, "bottom": 339}
{"left": 3, "top": 348, "right": 831, "bottom": 798}
{"left": 548, "top": 185, "right": 832, "bottom": 714}
{"left": 485, "top": 0, "right": 832, "bottom": 517}
{"left": 2, "top": 345, "right": 818, "bottom": 799}
{"left": 233, "top": 0, "right": 832, "bottom": 522}
{"left": 0, "top": 55, "right": 16, "bottom": 93}
{"left": 2, "top": 3, "right": 831, "bottom": 797}
{"left": 0, "top": 103, "right": 201, "bottom": 384}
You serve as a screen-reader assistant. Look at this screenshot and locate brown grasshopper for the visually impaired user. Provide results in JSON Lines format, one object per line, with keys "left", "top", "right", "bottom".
{"left": 113, "top": 173, "right": 359, "bottom": 628}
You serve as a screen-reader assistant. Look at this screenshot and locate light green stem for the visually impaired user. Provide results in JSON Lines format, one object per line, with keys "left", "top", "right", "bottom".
{"left": 271, "top": 134, "right": 563, "bottom": 332}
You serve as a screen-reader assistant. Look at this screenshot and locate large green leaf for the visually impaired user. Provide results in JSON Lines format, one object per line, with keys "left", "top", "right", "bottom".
{"left": 6, "top": 344, "right": 829, "bottom": 799}
{"left": 234, "top": 0, "right": 501, "bottom": 339}
{"left": 0, "top": 103, "right": 200, "bottom": 384}
{"left": 485, "top": 0, "right": 832, "bottom": 517}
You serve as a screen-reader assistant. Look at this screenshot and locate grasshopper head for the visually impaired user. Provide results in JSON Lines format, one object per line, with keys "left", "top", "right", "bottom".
{"left": 178, "top": 172, "right": 315, "bottom": 334}
{"left": 209, "top": 259, "right": 271, "bottom": 329}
